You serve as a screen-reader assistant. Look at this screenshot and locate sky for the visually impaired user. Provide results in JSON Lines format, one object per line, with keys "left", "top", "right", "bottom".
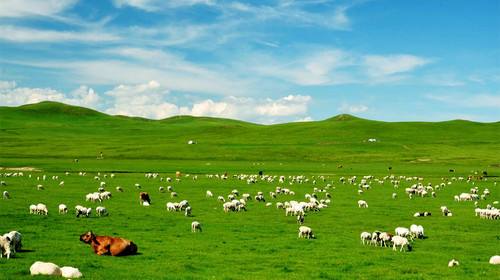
{"left": 0, "top": 0, "right": 499, "bottom": 123}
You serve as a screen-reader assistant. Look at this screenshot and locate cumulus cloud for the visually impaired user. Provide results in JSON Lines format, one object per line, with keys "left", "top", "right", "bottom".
{"left": 338, "top": 103, "right": 368, "bottom": 114}
{"left": 0, "top": 80, "right": 100, "bottom": 108}
{"left": 104, "top": 81, "right": 312, "bottom": 123}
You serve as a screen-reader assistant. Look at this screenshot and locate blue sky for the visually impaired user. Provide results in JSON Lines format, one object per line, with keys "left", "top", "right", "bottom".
{"left": 0, "top": 0, "right": 499, "bottom": 123}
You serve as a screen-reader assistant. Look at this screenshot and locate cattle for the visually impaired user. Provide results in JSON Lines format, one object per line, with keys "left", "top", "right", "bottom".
{"left": 79, "top": 231, "right": 137, "bottom": 256}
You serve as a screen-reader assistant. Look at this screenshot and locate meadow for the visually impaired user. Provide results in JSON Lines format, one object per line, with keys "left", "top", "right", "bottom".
{"left": 0, "top": 102, "right": 499, "bottom": 279}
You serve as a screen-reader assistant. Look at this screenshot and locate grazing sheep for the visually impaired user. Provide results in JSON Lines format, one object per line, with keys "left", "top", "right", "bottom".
{"left": 297, "top": 215, "right": 305, "bottom": 225}
{"left": 29, "top": 204, "right": 37, "bottom": 214}
{"left": 206, "top": 190, "right": 213, "bottom": 197}
{"left": 36, "top": 203, "right": 48, "bottom": 215}
{"left": 139, "top": 192, "right": 151, "bottom": 205}
{"left": 0, "top": 235, "right": 12, "bottom": 259}
{"left": 75, "top": 206, "right": 92, "bottom": 218}
{"left": 2, "top": 191, "right": 10, "bottom": 199}
{"left": 410, "top": 224, "right": 424, "bottom": 239}
{"left": 30, "top": 261, "right": 62, "bottom": 276}
{"left": 185, "top": 206, "right": 192, "bottom": 217}
{"left": 392, "top": 193, "right": 397, "bottom": 199}
{"left": 37, "top": 184, "right": 44, "bottom": 190}
{"left": 171, "top": 192, "right": 178, "bottom": 198}
{"left": 395, "top": 227, "right": 411, "bottom": 239}
{"left": 489, "top": 255, "right": 500, "bottom": 265}
{"left": 60, "top": 266, "right": 83, "bottom": 278}
{"left": 96, "top": 206, "right": 108, "bottom": 216}
{"left": 59, "top": 204, "right": 68, "bottom": 214}
{"left": 379, "top": 232, "right": 393, "bottom": 247}
{"left": 4, "top": 231, "right": 22, "bottom": 252}
{"left": 448, "top": 259, "right": 460, "bottom": 267}
{"left": 441, "top": 206, "right": 450, "bottom": 216}
{"left": 360, "top": 232, "right": 371, "bottom": 245}
{"left": 191, "top": 221, "right": 202, "bottom": 232}
{"left": 159, "top": 186, "right": 165, "bottom": 192}
{"left": 392, "top": 236, "right": 411, "bottom": 252}
{"left": 298, "top": 226, "right": 315, "bottom": 239}
{"left": 358, "top": 200, "right": 368, "bottom": 208}
{"left": 116, "top": 186, "right": 123, "bottom": 192}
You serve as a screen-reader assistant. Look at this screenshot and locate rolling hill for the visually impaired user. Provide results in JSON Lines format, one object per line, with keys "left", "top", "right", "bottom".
{"left": 1, "top": 101, "right": 499, "bottom": 172}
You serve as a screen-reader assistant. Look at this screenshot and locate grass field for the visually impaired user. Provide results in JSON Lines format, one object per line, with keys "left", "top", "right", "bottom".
{"left": 0, "top": 102, "right": 499, "bottom": 279}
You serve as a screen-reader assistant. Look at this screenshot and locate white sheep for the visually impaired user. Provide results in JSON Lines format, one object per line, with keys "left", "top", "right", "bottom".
{"left": 159, "top": 186, "right": 165, "bottom": 192}
{"left": 2, "top": 190, "right": 10, "bottom": 199}
{"left": 448, "top": 259, "right": 459, "bottom": 267}
{"left": 0, "top": 235, "right": 12, "bottom": 259}
{"left": 206, "top": 190, "right": 213, "bottom": 197}
{"left": 185, "top": 206, "right": 192, "bottom": 217}
{"left": 392, "top": 236, "right": 411, "bottom": 252}
{"left": 61, "top": 266, "right": 83, "bottom": 278}
{"left": 191, "top": 221, "right": 202, "bottom": 232}
{"left": 392, "top": 193, "right": 397, "bottom": 199}
{"left": 171, "top": 192, "right": 178, "bottom": 198}
{"left": 357, "top": 200, "right": 368, "bottom": 208}
{"left": 395, "top": 227, "right": 411, "bottom": 239}
{"left": 36, "top": 203, "right": 48, "bottom": 215}
{"left": 30, "top": 261, "right": 62, "bottom": 276}
{"left": 75, "top": 206, "right": 91, "bottom": 217}
{"left": 116, "top": 186, "right": 123, "bottom": 192}
{"left": 4, "top": 231, "right": 22, "bottom": 252}
{"left": 29, "top": 204, "right": 37, "bottom": 214}
{"left": 410, "top": 224, "right": 424, "bottom": 239}
{"left": 360, "top": 232, "right": 371, "bottom": 245}
{"left": 489, "top": 255, "right": 500, "bottom": 265}
{"left": 298, "top": 226, "right": 315, "bottom": 239}
{"left": 59, "top": 204, "right": 68, "bottom": 214}
{"left": 96, "top": 206, "right": 108, "bottom": 216}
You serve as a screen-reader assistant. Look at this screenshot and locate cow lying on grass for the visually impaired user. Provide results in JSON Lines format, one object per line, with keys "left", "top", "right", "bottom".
{"left": 79, "top": 231, "right": 137, "bottom": 256}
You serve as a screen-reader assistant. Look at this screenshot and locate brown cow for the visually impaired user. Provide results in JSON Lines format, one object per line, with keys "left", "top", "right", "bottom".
{"left": 139, "top": 192, "right": 151, "bottom": 205}
{"left": 80, "top": 231, "right": 137, "bottom": 256}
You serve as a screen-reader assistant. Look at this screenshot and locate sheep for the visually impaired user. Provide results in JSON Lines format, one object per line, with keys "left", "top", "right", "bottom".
{"left": 99, "top": 191, "right": 112, "bottom": 200}
{"left": 217, "top": 196, "right": 225, "bottom": 202}
{"left": 75, "top": 205, "right": 91, "bottom": 218}
{"left": 2, "top": 190, "right": 10, "bottom": 199}
{"left": 0, "top": 235, "right": 12, "bottom": 259}
{"left": 448, "top": 259, "right": 460, "bottom": 267}
{"left": 159, "top": 186, "right": 165, "bottom": 192}
{"left": 395, "top": 227, "right": 412, "bottom": 240}
{"left": 60, "top": 266, "right": 83, "bottom": 278}
{"left": 379, "top": 232, "right": 393, "bottom": 247}
{"left": 410, "top": 224, "right": 424, "bottom": 239}
{"left": 29, "top": 204, "right": 37, "bottom": 214}
{"left": 441, "top": 206, "right": 450, "bottom": 216}
{"left": 96, "top": 206, "right": 108, "bottom": 216}
{"left": 298, "top": 226, "right": 315, "bottom": 239}
{"left": 206, "top": 190, "right": 213, "bottom": 197}
{"left": 185, "top": 206, "right": 192, "bottom": 217}
{"left": 265, "top": 202, "right": 272, "bottom": 207}
{"left": 392, "top": 193, "right": 397, "bottom": 199}
{"left": 297, "top": 215, "right": 305, "bottom": 225}
{"left": 166, "top": 202, "right": 177, "bottom": 212}
{"left": 4, "top": 231, "right": 22, "bottom": 252}
{"left": 358, "top": 200, "right": 368, "bottom": 208}
{"left": 171, "top": 192, "right": 178, "bottom": 198}
{"left": 360, "top": 232, "right": 371, "bottom": 245}
{"left": 59, "top": 204, "right": 68, "bottom": 214}
{"left": 37, "top": 184, "right": 44, "bottom": 190}
{"left": 30, "top": 261, "right": 62, "bottom": 276}
{"left": 116, "top": 186, "right": 123, "bottom": 192}
{"left": 489, "top": 255, "right": 500, "bottom": 265}
{"left": 392, "top": 236, "right": 411, "bottom": 252}
{"left": 36, "top": 203, "right": 48, "bottom": 215}
{"left": 191, "top": 221, "right": 202, "bottom": 232}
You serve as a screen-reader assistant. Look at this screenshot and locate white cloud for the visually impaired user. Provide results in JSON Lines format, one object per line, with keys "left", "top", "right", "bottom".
{"left": 0, "top": 25, "right": 119, "bottom": 43}
{"left": 427, "top": 93, "right": 500, "bottom": 108}
{"left": 113, "top": 0, "right": 215, "bottom": 11}
{"left": 0, "top": 0, "right": 76, "bottom": 18}
{"left": 338, "top": 103, "right": 368, "bottom": 114}
{"left": 0, "top": 81, "right": 100, "bottom": 108}
{"left": 364, "top": 55, "right": 430, "bottom": 77}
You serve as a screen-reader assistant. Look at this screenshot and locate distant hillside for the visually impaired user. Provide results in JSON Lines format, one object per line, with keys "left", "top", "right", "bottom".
{"left": 1, "top": 101, "right": 499, "bottom": 165}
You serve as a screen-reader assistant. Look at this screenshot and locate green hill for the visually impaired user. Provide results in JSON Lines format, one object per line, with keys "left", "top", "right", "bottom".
{"left": 1, "top": 101, "right": 499, "bottom": 171}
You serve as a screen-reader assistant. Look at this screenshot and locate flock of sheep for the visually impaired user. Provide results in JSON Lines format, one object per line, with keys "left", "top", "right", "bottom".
{"left": 1, "top": 169, "right": 499, "bottom": 278}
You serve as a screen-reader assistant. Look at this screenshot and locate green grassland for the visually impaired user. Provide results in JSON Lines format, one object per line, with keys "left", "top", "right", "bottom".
{"left": 0, "top": 102, "right": 499, "bottom": 279}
